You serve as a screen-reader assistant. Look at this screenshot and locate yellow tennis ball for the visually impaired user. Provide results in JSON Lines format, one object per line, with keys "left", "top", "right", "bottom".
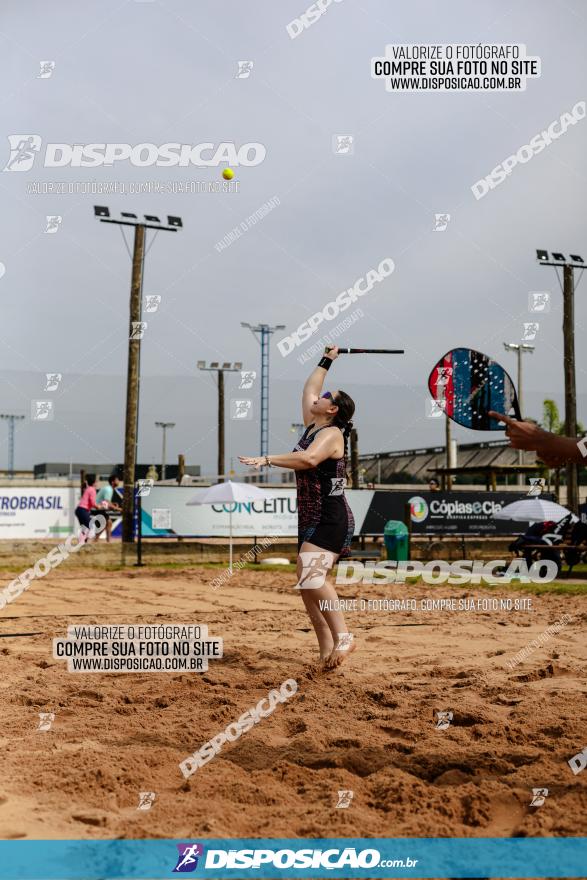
{"left": 222, "top": 168, "right": 234, "bottom": 180}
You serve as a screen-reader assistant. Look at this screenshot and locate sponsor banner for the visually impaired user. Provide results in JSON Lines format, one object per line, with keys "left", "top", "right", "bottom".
{"left": 0, "top": 836, "right": 585, "bottom": 878}
{"left": 0, "top": 487, "right": 549, "bottom": 539}
{"left": 362, "top": 491, "right": 551, "bottom": 535}
{"left": 0, "top": 488, "right": 75, "bottom": 538}
{"left": 139, "top": 487, "right": 373, "bottom": 538}
{"left": 132, "top": 487, "right": 541, "bottom": 538}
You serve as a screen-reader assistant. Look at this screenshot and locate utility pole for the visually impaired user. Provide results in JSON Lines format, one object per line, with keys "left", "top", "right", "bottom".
{"left": 93, "top": 207, "right": 182, "bottom": 548}
{"left": 218, "top": 370, "right": 224, "bottom": 481}
{"left": 155, "top": 421, "right": 175, "bottom": 480}
{"left": 241, "top": 322, "right": 285, "bottom": 482}
{"left": 0, "top": 414, "right": 24, "bottom": 478}
{"left": 445, "top": 414, "right": 452, "bottom": 491}
{"left": 350, "top": 427, "right": 359, "bottom": 488}
{"left": 536, "top": 249, "right": 584, "bottom": 513}
{"left": 563, "top": 264, "right": 578, "bottom": 512}
{"left": 177, "top": 453, "right": 185, "bottom": 485}
{"left": 503, "top": 342, "right": 535, "bottom": 486}
{"left": 123, "top": 224, "right": 145, "bottom": 543}
{"left": 197, "top": 361, "right": 242, "bottom": 482}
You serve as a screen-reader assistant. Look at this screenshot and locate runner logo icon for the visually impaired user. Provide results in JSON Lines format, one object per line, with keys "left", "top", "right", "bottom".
{"left": 173, "top": 843, "right": 204, "bottom": 872}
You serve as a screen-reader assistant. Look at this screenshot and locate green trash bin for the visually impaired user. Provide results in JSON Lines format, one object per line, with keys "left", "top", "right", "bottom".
{"left": 384, "top": 520, "right": 409, "bottom": 561}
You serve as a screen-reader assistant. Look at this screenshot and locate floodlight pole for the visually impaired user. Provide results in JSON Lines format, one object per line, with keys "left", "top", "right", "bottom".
{"left": 155, "top": 421, "right": 175, "bottom": 480}
{"left": 503, "top": 343, "right": 534, "bottom": 486}
{"left": 94, "top": 207, "right": 181, "bottom": 548}
{"left": 563, "top": 264, "right": 578, "bottom": 512}
{"left": 197, "top": 362, "right": 242, "bottom": 482}
{"left": 536, "top": 251, "right": 582, "bottom": 513}
{"left": 122, "top": 224, "right": 145, "bottom": 544}
{"left": 241, "top": 322, "right": 285, "bottom": 483}
{"left": 0, "top": 414, "right": 24, "bottom": 478}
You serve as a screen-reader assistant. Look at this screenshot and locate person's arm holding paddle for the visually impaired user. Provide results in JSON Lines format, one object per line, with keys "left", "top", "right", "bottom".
{"left": 239, "top": 346, "right": 346, "bottom": 471}
{"left": 301, "top": 346, "right": 339, "bottom": 426}
{"left": 488, "top": 410, "right": 587, "bottom": 466}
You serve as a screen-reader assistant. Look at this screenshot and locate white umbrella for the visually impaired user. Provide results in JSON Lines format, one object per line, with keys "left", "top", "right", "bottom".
{"left": 187, "top": 481, "right": 278, "bottom": 573}
{"left": 493, "top": 498, "right": 576, "bottom": 523}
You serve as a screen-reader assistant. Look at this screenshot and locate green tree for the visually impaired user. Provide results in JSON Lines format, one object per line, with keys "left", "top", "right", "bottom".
{"left": 541, "top": 399, "right": 584, "bottom": 436}
{"left": 542, "top": 399, "right": 560, "bottom": 433}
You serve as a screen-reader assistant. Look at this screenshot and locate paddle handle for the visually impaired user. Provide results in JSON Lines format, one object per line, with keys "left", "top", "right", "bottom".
{"left": 325, "top": 347, "right": 404, "bottom": 354}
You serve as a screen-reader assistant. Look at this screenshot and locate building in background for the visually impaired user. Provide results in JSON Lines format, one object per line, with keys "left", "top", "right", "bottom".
{"left": 33, "top": 462, "right": 201, "bottom": 481}
{"left": 359, "top": 440, "right": 536, "bottom": 487}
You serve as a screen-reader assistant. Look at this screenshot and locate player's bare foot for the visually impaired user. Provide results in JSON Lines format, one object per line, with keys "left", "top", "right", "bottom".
{"left": 322, "top": 633, "right": 356, "bottom": 670}
{"left": 319, "top": 638, "right": 335, "bottom": 662}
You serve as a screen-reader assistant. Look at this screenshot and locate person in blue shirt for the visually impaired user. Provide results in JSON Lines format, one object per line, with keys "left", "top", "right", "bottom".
{"left": 95, "top": 473, "right": 122, "bottom": 542}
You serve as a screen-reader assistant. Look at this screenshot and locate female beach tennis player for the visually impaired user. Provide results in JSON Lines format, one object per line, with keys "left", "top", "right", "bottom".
{"left": 239, "top": 346, "right": 356, "bottom": 669}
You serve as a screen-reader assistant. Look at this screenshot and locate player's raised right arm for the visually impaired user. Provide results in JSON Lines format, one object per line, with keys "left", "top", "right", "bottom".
{"left": 302, "top": 347, "right": 338, "bottom": 425}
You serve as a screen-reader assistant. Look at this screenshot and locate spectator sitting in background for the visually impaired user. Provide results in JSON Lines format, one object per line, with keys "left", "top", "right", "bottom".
{"left": 95, "top": 473, "right": 122, "bottom": 543}
{"left": 509, "top": 520, "right": 558, "bottom": 570}
{"left": 428, "top": 478, "right": 441, "bottom": 492}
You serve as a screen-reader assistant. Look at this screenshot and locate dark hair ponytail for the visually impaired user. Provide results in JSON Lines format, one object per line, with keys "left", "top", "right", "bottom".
{"left": 330, "top": 390, "right": 355, "bottom": 481}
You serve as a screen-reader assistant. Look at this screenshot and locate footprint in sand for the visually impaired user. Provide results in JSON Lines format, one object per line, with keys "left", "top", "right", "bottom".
{"left": 379, "top": 725, "right": 415, "bottom": 743}
{"left": 481, "top": 795, "right": 526, "bottom": 836}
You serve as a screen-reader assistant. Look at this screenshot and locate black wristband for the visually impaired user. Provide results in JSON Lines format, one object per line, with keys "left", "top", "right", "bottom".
{"left": 318, "top": 356, "right": 332, "bottom": 370}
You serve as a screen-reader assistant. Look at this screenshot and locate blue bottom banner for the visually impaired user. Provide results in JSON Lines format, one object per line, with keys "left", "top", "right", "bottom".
{"left": 0, "top": 837, "right": 586, "bottom": 879}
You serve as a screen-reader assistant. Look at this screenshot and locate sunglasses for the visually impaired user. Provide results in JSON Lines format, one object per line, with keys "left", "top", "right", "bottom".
{"left": 321, "top": 391, "right": 338, "bottom": 403}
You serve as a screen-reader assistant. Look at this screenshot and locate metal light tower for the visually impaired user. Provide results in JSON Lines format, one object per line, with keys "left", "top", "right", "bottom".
{"left": 536, "top": 249, "right": 584, "bottom": 512}
{"left": 241, "top": 322, "right": 285, "bottom": 480}
{"left": 155, "top": 421, "right": 175, "bottom": 480}
{"left": 94, "top": 207, "right": 182, "bottom": 545}
{"left": 503, "top": 342, "right": 535, "bottom": 486}
{"left": 197, "top": 361, "right": 243, "bottom": 482}
{"left": 503, "top": 342, "right": 535, "bottom": 416}
{"left": 0, "top": 414, "right": 24, "bottom": 478}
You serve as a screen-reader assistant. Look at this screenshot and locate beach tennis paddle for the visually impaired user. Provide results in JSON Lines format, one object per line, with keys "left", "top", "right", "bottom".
{"left": 428, "top": 347, "right": 522, "bottom": 430}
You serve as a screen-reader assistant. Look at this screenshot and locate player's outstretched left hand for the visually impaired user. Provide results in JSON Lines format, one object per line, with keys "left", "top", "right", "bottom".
{"left": 238, "top": 455, "right": 263, "bottom": 470}
{"left": 488, "top": 411, "right": 547, "bottom": 450}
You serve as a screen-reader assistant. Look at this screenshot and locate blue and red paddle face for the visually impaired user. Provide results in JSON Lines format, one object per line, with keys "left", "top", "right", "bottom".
{"left": 428, "top": 347, "right": 521, "bottom": 430}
